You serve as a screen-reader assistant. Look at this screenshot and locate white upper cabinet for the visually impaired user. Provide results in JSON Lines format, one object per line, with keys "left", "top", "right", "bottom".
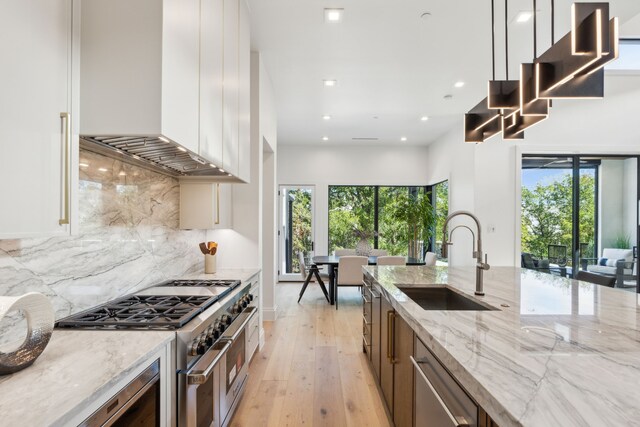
{"left": 80, "top": 0, "right": 200, "bottom": 153}
{"left": 223, "top": 0, "right": 240, "bottom": 176}
{"left": 0, "top": 0, "right": 79, "bottom": 239}
{"left": 200, "top": 0, "right": 225, "bottom": 168}
{"left": 238, "top": 0, "right": 251, "bottom": 183}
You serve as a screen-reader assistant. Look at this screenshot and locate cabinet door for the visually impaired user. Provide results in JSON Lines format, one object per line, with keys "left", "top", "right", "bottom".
{"left": 393, "top": 313, "right": 414, "bottom": 427}
{"left": 371, "top": 284, "right": 382, "bottom": 381}
{"left": 162, "top": 0, "right": 200, "bottom": 153}
{"left": 222, "top": 0, "right": 239, "bottom": 175}
{"left": 0, "top": 0, "right": 73, "bottom": 238}
{"left": 179, "top": 182, "right": 233, "bottom": 230}
{"left": 380, "top": 295, "right": 394, "bottom": 412}
{"left": 237, "top": 0, "right": 251, "bottom": 182}
{"left": 200, "top": 0, "right": 224, "bottom": 167}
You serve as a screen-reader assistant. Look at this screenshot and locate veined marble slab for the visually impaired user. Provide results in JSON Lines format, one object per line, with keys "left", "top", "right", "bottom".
{"left": 0, "top": 330, "right": 174, "bottom": 426}
{"left": 364, "top": 266, "right": 640, "bottom": 427}
{"left": 0, "top": 150, "right": 207, "bottom": 346}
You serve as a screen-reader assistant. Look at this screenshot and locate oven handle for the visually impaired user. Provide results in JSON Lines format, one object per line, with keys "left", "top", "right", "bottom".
{"left": 186, "top": 341, "right": 230, "bottom": 385}
{"left": 220, "top": 306, "right": 257, "bottom": 342}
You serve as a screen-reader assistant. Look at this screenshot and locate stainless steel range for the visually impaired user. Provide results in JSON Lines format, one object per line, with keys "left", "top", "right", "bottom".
{"left": 56, "top": 278, "right": 257, "bottom": 427}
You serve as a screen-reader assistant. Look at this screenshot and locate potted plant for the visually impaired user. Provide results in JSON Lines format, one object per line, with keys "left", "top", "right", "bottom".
{"left": 391, "top": 191, "right": 436, "bottom": 261}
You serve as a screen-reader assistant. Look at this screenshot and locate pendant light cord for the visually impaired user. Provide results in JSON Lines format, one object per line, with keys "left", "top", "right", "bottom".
{"left": 551, "top": 0, "right": 555, "bottom": 44}
{"left": 504, "top": 0, "right": 509, "bottom": 80}
{"left": 491, "top": 0, "right": 496, "bottom": 81}
{"left": 533, "top": 0, "right": 537, "bottom": 59}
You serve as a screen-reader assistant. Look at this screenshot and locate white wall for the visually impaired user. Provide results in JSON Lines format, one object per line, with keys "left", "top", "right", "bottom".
{"left": 277, "top": 144, "right": 430, "bottom": 261}
{"left": 426, "top": 74, "right": 640, "bottom": 267}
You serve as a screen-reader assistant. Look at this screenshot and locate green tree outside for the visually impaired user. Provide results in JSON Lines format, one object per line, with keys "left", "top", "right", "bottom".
{"left": 521, "top": 171, "right": 596, "bottom": 264}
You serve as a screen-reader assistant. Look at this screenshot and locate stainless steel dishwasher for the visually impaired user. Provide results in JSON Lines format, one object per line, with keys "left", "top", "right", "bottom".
{"left": 412, "top": 337, "right": 478, "bottom": 427}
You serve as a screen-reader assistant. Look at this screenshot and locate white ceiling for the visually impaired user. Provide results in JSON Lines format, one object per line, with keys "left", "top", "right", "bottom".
{"left": 247, "top": 0, "right": 640, "bottom": 147}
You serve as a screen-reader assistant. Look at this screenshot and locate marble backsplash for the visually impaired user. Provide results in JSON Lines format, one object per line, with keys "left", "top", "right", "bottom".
{"left": 0, "top": 150, "right": 207, "bottom": 345}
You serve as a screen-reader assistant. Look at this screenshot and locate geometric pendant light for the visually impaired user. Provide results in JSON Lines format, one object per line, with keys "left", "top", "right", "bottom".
{"left": 463, "top": 2, "right": 619, "bottom": 143}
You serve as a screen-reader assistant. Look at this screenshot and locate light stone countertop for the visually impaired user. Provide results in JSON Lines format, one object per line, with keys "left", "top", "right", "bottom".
{"left": 0, "top": 330, "right": 174, "bottom": 427}
{"left": 0, "top": 268, "right": 259, "bottom": 426}
{"left": 364, "top": 266, "right": 640, "bottom": 427}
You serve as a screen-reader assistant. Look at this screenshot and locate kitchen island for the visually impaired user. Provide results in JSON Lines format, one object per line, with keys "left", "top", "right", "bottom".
{"left": 364, "top": 266, "right": 640, "bottom": 427}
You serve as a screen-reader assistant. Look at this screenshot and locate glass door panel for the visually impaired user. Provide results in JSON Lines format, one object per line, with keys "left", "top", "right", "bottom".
{"left": 278, "top": 186, "right": 314, "bottom": 281}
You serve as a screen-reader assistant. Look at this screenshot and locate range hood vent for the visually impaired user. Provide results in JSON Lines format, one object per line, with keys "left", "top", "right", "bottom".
{"left": 80, "top": 136, "right": 228, "bottom": 178}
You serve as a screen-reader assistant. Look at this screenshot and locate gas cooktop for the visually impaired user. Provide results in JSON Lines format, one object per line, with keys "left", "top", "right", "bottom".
{"left": 55, "top": 295, "right": 218, "bottom": 330}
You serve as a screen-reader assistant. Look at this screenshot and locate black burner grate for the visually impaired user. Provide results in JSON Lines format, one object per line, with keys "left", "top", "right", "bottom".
{"left": 55, "top": 295, "right": 217, "bottom": 330}
{"left": 160, "top": 279, "right": 241, "bottom": 289}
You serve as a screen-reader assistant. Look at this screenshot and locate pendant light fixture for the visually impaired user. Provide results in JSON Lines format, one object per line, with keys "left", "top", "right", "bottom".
{"left": 464, "top": 2, "right": 619, "bottom": 143}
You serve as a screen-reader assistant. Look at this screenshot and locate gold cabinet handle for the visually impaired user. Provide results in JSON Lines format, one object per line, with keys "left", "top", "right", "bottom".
{"left": 387, "top": 310, "right": 396, "bottom": 362}
{"left": 59, "top": 112, "right": 71, "bottom": 225}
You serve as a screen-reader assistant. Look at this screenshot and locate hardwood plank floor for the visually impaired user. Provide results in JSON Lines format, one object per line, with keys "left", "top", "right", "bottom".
{"left": 229, "top": 282, "right": 392, "bottom": 427}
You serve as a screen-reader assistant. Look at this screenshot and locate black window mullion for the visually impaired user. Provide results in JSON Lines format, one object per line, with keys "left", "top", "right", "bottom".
{"left": 374, "top": 186, "right": 379, "bottom": 249}
{"left": 572, "top": 156, "right": 580, "bottom": 269}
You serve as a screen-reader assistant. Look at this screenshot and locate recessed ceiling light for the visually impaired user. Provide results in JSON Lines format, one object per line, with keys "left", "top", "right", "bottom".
{"left": 98, "top": 167, "right": 108, "bottom": 172}
{"left": 324, "top": 80, "right": 337, "bottom": 87}
{"left": 401, "top": 137, "right": 407, "bottom": 142}
{"left": 322, "top": 136, "right": 329, "bottom": 141}
{"left": 324, "top": 8, "right": 343, "bottom": 23}
{"left": 79, "top": 162, "right": 89, "bottom": 168}
{"left": 420, "top": 116, "right": 429, "bottom": 121}
{"left": 158, "top": 136, "right": 169, "bottom": 143}
{"left": 322, "top": 115, "right": 331, "bottom": 120}
{"left": 516, "top": 11, "right": 533, "bottom": 23}
{"left": 454, "top": 81, "right": 465, "bottom": 88}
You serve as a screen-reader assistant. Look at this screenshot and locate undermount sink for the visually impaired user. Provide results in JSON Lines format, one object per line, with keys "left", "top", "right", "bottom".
{"left": 396, "top": 285, "right": 498, "bottom": 311}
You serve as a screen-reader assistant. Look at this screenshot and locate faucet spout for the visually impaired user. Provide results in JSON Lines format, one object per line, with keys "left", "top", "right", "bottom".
{"left": 441, "top": 210, "right": 490, "bottom": 296}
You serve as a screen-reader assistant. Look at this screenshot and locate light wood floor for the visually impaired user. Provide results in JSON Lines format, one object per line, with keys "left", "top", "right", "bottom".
{"left": 229, "top": 282, "right": 392, "bottom": 427}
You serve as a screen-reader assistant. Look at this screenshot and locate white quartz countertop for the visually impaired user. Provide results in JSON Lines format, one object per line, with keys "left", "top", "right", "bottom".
{"left": 364, "top": 266, "right": 640, "bottom": 427}
{"left": 0, "top": 329, "right": 174, "bottom": 427}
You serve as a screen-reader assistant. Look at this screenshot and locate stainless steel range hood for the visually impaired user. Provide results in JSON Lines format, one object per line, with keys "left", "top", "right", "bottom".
{"left": 80, "top": 136, "right": 230, "bottom": 178}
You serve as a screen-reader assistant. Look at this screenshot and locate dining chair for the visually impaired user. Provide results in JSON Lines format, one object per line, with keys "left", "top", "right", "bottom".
{"left": 297, "top": 251, "right": 330, "bottom": 303}
{"left": 370, "top": 249, "right": 388, "bottom": 256}
{"left": 376, "top": 256, "right": 405, "bottom": 265}
{"left": 334, "top": 249, "right": 357, "bottom": 256}
{"left": 335, "top": 256, "right": 368, "bottom": 309}
{"left": 575, "top": 270, "right": 616, "bottom": 288}
{"left": 424, "top": 252, "right": 437, "bottom": 267}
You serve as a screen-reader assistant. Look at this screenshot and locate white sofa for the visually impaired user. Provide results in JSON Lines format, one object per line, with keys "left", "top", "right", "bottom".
{"left": 586, "top": 248, "right": 635, "bottom": 277}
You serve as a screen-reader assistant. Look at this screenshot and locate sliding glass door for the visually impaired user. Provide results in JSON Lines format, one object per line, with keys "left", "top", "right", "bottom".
{"left": 521, "top": 155, "right": 639, "bottom": 292}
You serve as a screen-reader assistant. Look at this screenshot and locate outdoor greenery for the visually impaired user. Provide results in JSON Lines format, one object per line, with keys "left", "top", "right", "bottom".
{"left": 434, "top": 181, "right": 449, "bottom": 258}
{"left": 328, "top": 186, "right": 438, "bottom": 257}
{"left": 288, "top": 189, "right": 312, "bottom": 273}
{"left": 521, "top": 171, "right": 596, "bottom": 264}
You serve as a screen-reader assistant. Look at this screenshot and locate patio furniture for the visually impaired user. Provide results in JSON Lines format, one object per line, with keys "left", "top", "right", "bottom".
{"left": 583, "top": 248, "right": 636, "bottom": 287}
{"left": 548, "top": 244, "right": 568, "bottom": 267}
{"left": 575, "top": 270, "right": 616, "bottom": 288}
{"left": 521, "top": 252, "right": 551, "bottom": 274}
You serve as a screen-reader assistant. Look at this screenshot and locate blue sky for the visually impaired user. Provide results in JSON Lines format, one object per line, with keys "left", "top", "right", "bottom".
{"left": 522, "top": 168, "right": 595, "bottom": 189}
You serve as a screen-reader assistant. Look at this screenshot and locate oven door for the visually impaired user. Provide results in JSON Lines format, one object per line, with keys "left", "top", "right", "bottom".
{"left": 183, "top": 341, "right": 230, "bottom": 427}
{"left": 219, "top": 306, "right": 257, "bottom": 426}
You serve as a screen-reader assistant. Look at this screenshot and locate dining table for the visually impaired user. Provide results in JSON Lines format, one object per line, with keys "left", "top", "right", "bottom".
{"left": 312, "top": 255, "right": 426, "bottom": 305}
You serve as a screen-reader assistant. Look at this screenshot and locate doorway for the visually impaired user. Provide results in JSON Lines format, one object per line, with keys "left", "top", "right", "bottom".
{"left": 278, "top": 185, "right": 315, "bottom": 281}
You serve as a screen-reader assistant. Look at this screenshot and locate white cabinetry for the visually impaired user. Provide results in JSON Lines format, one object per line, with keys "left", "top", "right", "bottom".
{"left": 0, "top": 0, "right": 79, "bottom": 239}
{"left": 200, "top": 0, "right": 225, "bottom": 168}
{"left": 179, "top": 181, "right": 233, "bottom": 229}
{"left": 223, "top": 0, "right": 240, "bottom": 176}
{"left": 238, "top": 0, "right": 252, "bottom": 183}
